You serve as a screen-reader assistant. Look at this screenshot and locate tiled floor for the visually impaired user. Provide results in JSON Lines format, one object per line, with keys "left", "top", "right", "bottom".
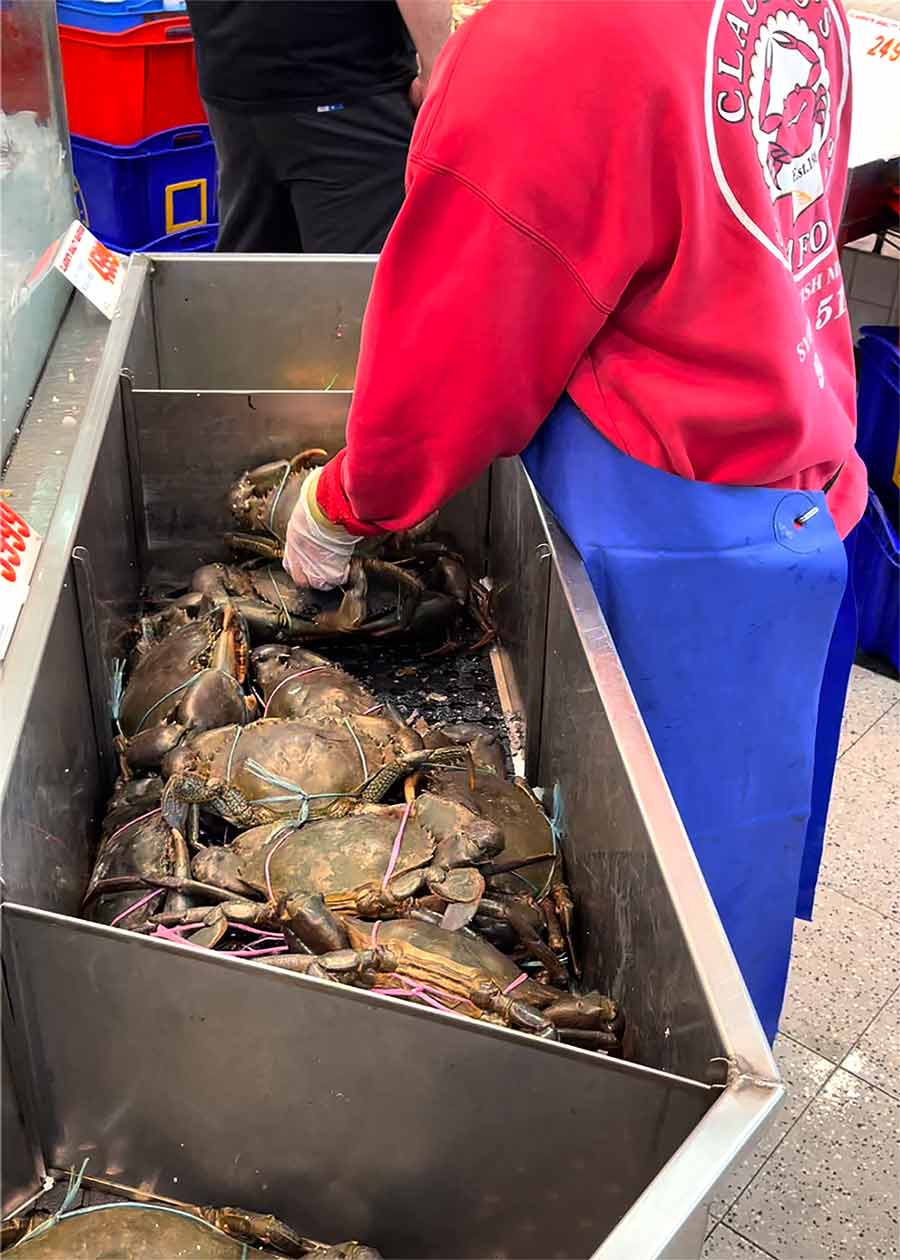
{"left": 704, "top": 664, "right": 900, "bottom": 1260}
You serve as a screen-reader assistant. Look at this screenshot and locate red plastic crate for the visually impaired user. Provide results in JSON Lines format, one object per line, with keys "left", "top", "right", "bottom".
{"left": 59, "top": 17, "right": 206, "bottom": 146}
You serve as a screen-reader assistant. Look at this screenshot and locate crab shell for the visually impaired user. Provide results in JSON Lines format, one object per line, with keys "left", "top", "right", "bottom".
{"left": 228, "top": 452, "right": 325, "bottom": 542}
{"left": 427, "top": 769, "right": 555, "bottom": 891}
{"left": 84, "top": 779, "right": 183, "bottom": 930}
{"left": 192, "top": 563, "right": 314, "bottom": 620}
{"left": 251, "top": 645, "right": 378, "bottom": 721}
{"left": 2, "top": 1203, "right": 379, "bottom": 1259}
{"left": 162, "top": 714, "right": 424, "bottom": 821}
{"left": 341, "top": 917, "right": 563, "bottom": 1021}
{"left": 191, "top": 794, "right": 504, "bottom": 901}
{"left": 118, "top": 605, "right": 251, "bottom": 770}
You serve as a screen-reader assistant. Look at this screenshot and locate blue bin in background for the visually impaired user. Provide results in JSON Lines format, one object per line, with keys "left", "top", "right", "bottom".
{"left": 855, "top": 325, "right": 899, "bottom": 521}
{"left": 57, "top": 0, "right": 186, "bottom": 33}
{"left": 135, "top": 223, "right": 218, "bottom": 252}
{"left": 851, "top": 491, "right": 899, "bottom": 673}
{"left": 72, "top": 124, "right": 217, "bottom": 252}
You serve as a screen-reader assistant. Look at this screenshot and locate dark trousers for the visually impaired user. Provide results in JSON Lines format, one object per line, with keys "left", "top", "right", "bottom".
{"left": 206, "top": 90, "right": 414, "bottom": 253}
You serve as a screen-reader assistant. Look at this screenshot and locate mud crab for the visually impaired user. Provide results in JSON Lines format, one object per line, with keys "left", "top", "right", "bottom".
{"left": 265, "top": 907, "right": 623, "bottom": 1050}
{"left": 251, "top": 645, "right": 379, "bottom": 720}
{"left": 82, "top": 777, "right": 196, "bottom": 929}
{"left": 161, "top": 715, "right": 468, "bottom": 830}
{"left": 428, "top": 767, "right": 578, "bottom": 973}
{"left": 0, "top": 1198, "right": 379, "bottom": 1258}
{"left": 164, "top": 791, "right": 500, "bottom": 933}
{"left": 223, "top": 452, "right": 494, "bottom": 648}
{"left": 117, "top": 604, "right": 253, "bottom": 771}
{"left": 422, "top": 720, "right": 508, "bottom": 778}
{"left": 177, "top": 790, "right": 569, "bottom": 979}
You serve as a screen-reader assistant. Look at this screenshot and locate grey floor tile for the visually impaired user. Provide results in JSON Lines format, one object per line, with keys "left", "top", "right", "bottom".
{"left": 702, "top": 1224, "right": 773, "bottom": 1258}
{"left": 843, "top": 988, "right": 900, "bottom": 1100}
{"left": 819, "top": 762, "right": 900, "bottom": 921}
{"left": 851, "top": 250, "right": 900, "bottom": 308}
{"left": 709, "top": 1035, "right": 835, "bottom": 1220}
{"left": 839, "top": 701, "right": 900, "bottom": 784}
{"left": 838, "top": 666, "right": 900, "bottom": 754}
{"left": 726, "top": 1069, "right": 900, "bottom": 1259}
{"left": 780, "top": 885, "right": 900, "bottom": 1063}
{"left": 850, "top": 299, "right": 893, "bottom": 341}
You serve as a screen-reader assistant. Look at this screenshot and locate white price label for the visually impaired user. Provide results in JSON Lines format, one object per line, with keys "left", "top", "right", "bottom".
{"left": 53, "top": 222, "right": 127, "bottom": 320}
{"left": 847, "top": 11, "right": 900, "bottom": 167}
{"left": 0, "top": 501, "right": 43, "bottom": 662}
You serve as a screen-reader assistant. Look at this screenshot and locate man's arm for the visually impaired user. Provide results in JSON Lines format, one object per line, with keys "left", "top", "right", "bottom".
{"left": 397, "top": 0, "right": 451, "bottom": 108}
{"left": 314, "top": 156, "right": 606, "bottom": 536}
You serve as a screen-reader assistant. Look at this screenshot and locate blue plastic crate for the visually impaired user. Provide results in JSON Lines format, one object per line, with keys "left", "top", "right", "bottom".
{"left": 57, "top": 0, "right": 185, "bottom": 33}
{"left": 852, "top": 491, "right": 899, "bottom": 673}
{"left": 137, "top": 223, "right": 218, "bottom": 252}
{"left": 73, "top": 125, "right": 217, "bottom": 252}
{"left": 856, "top": 325, "right": 899, "bottom": 521}
{"left": 97, "top": 223, "right": 218, "bottom": 254}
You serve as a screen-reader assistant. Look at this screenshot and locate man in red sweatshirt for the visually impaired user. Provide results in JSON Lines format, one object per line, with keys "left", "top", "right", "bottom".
{"left": 283, "top": 0, "right": 864, "bottom": 1040}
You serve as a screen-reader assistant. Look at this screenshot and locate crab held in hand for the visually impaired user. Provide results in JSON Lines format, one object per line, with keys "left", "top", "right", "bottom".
{"left": 223, "top": 450, "right": 494, "bottom": 649}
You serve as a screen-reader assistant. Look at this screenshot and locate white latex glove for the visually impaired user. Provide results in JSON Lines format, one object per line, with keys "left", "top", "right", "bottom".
{"left": 283, "top": 467, "right": 363, "bottom": 591}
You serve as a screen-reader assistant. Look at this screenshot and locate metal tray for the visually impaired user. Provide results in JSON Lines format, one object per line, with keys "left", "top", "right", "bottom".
{"left": 0, "top": 256, "right": 781, "bottom": 1259}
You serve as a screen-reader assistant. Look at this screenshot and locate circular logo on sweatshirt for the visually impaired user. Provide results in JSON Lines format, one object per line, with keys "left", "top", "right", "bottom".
{"left": 705, "top": 0, "right": 848, "bottom": 280}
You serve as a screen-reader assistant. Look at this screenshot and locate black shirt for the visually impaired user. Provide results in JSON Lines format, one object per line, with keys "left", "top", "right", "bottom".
{"left": 187, "top": 0, "right": 417, "bottom": 111}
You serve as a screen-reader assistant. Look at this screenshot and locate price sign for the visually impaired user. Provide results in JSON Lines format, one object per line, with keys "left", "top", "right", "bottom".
{"left": 0, "top": 501, "right": 43, "bottom": 662}
{"left": 847, "top": 11, "right": 900, "bottom": 167}
{"left": 52, "top": 222, "right": 127, "bottom": 319}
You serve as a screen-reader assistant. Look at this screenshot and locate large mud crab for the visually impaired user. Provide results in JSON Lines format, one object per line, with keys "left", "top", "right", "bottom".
{"left": 0, "top": 1197, "right": 379, "bottom": 1258}
{"left": 221, "top": 451, "right": 493, "bottom": 648}
{"left": 428, "top": 767, "right": 577, "bottom": 973}
{"left": 117, "top": 604, "right": 252, "bottom": 771}
{"left": 161, "top": 715, "right": 468, "bottom": 829}
{"left": 158, "top": 788, "right": 568, "bottom": 978}
{"left": 82, "top": 776, "right": 194, "bottom": 929}
{"left": 264, "top": 907, "right": 623, "bottom": 1050}
{"left": 251, "top": 645, "right": 379, "bottom": 720}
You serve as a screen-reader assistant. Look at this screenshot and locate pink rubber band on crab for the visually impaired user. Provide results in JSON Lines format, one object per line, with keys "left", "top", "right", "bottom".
{"left": 370, "top": 919, "right": 382, "bottom": 948}
{"left": 379, "top": 985, "right": 450, "bottom": 1012}
{"left": 264, "top": 827, "right": 295, "bottom": 901}
{"left": 151, "top": 922, "right": 206, "bottom": 947}
{"left": 502, "top": 973, "right": 528, "bottom": 996}
{"left": 226, "top": 923, "right": 286, "bottom": 940}
{"left": 228, "top": 944, "right": 289, "bottom": 958}
{"left": 381, "top": 975, "right": 460, "bottom": 1012}
{"left": 262, "top": 667, "right": 332, "bottom": 717}
{"left": 363, "top": 704, "right": 383, "bottom": 715}
{"left": 111, "top": 886, "right": 164, "bottom": 927}
{"left": 381, "top": 801, "right": 414, "bottom": 890}
{"left": 104, "top": 807, "right": 163, "bottom": 851}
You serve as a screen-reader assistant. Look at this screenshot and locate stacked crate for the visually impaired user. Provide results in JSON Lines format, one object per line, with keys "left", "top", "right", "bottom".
{"left": 58, "top": 0, "right": 218, "bottom": 253}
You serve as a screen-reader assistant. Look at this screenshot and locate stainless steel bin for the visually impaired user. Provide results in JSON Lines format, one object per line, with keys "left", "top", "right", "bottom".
{"left": 1, "top": 256, "right": 782, "bottom": 1259}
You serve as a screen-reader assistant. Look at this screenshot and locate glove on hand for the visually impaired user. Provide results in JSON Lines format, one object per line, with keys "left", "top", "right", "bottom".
{"left": 282, "top": 466, "right": 362, "bottom": 590}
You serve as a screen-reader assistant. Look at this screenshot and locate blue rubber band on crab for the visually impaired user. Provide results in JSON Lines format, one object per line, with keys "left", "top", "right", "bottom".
{"left": 17, "top": 1158, "right": 89, "bottom": 1246}
{"left": 109, "top": 657, "right": 126, "bottom": 723}
{"left": 549, "top": 783, "right": 564, "bottom": 855}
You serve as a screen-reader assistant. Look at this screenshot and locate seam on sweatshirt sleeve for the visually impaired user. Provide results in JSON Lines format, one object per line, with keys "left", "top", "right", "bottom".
{"left": 409, "top": 154, "right": 614, "bottom": 317}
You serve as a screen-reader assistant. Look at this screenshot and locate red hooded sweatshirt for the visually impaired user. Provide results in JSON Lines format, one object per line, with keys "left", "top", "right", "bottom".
{"left": 317, "top": 0, "right": 865, "bottom": 541}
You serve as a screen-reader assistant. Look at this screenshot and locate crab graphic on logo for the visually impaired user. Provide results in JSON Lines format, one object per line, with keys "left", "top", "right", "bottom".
{"left": 749, "top": 15, "right": 831, "bottom": 222}
{"left": 706, "top": 0, "right": 848, "bottom": 278}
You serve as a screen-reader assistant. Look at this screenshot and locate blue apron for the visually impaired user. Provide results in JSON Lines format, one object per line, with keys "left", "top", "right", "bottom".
{"left": 523, "top": 396, "right": 853, "bottom": 1041}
